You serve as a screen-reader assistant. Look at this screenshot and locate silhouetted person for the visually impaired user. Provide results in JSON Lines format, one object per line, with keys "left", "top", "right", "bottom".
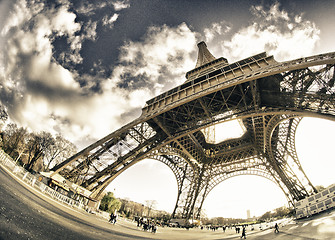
{"left": 151, "top": 224, "right": 157, "bottom": 233}
{"left": 109, "top": 213, "right": 114, "bottom": 223}
{"left": 241, "top": 226, "right": 246, "bottom": 239}
{"left": 109, "top": 213, "right": 116, "bottom": 224}
{"left": 274, "top": 223, "right": 279, "bottom": 233}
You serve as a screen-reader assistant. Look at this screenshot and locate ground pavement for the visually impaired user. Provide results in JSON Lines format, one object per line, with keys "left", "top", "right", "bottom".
{"left": 1, "top": 162, "right": 334, "bottom": 240}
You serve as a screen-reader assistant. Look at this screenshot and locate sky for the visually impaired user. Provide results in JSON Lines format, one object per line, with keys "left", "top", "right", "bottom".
{"left": 0, "top": 0, "right": 334, "bottom": 218}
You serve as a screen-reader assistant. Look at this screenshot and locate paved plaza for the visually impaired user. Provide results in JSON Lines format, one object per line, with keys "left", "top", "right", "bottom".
{"left": 117, "top": 212, "right": 335, "bottom": 240}
{"left": 1, "top": 163, "right": 335, "bottom": 240}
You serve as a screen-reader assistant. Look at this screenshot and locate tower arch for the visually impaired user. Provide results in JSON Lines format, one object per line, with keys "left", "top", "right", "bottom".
{"left": 202, "top": 174, "right": 288, "bottom": 218}
{"left": 50, "top": 42, "right": 335, "bottom": 220}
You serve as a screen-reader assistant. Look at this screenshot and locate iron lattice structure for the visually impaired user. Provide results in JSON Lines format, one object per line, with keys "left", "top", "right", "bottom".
{"left": 51, "top": 42, "right": 335, "bottom": 220}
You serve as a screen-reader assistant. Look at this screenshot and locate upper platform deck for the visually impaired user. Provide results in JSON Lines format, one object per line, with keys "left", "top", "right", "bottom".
{"left": 142, "top": 52, "right": 275, "bottom": 115}
{"left": 141, "top": 50, "right": 335, "bottom": 119}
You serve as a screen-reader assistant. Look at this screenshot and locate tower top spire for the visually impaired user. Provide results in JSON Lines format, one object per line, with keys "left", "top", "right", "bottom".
{"left": 185, "top": 41, "right": 228, "bottom": 82}
{"left": 195, "top": 41, "right": 216, "bottom": 68}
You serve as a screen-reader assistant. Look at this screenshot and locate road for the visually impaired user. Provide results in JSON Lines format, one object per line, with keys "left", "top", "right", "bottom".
{"left": 0, "top": 166, "right": 153, "bottom": 240}
{"left": 1, "top": 164, "right": 335, "bottom": 240}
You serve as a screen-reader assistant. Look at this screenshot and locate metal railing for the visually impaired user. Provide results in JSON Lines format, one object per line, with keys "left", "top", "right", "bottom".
{"left": 0, "top": 150, "right": 85, "bottom": 210}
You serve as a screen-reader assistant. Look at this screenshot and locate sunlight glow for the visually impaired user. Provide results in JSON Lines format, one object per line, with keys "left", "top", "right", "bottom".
{"left": 202, "top": 175, "right": 288, "bottom": 219}
{"left": 201, "top": 119, "right": 246, "bottom": 144}
{"left": 296, "top": 117, "right": 335, "bottom": 188}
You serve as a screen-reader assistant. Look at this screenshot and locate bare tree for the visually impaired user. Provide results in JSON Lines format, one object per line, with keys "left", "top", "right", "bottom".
{"left": 25, "top": 132, "right": 54, "bottom": 171}
{"left": 1, "top": 121, "right": 77, "bottom": 173}
{"left": 0, "top": 105, "right": 8, "bottom": 132}
{"left": 145, "top": 200, "right": 157, "bottom": 217}
{"left": 2, "top": 123, "right": 27, "bottom": 158}
{"left": 43, "top": 134, "right": 77, "bottom": 170}
{"left": 133, "top": 203, "right": 145, "bottom": 217}
{"left": 0, "top": 105, "right": 8, "bottom": 122}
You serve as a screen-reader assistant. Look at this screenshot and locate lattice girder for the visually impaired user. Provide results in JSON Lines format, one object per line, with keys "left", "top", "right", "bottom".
{"left": 51, "top": 46, "right": 335, "bottom": 220}
{"left": 193, "top": 165, "right": 280, "bottom": 219}
{"left": 173, "top": 115, "right": 309, "bottom": 219}
{"left": 266, "top": 117, "right": 317, "bottom": 198}
{"left": 261, "top": 64, "right": 335, "bottom": 116}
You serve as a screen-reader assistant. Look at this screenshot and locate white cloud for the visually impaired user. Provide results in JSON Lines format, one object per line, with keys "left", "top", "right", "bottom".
{"left": 29, "top": 55, "right": 79, "bottom": 90}
{"left": 51, "top": 6, "right": 81, "bottom": 35}
{"left": 76, "top": 1, "right": 108, "bottom": 15}
{"left": 68, "top": 36, "right": 84, "bottom": 64}
{"left": 75, "top": 0, "right": 129, "bottom": 16}
{"left": 102, "top": 13, "right": 119, "bottom": 28}
{"left": 113, "top": 23, "right": 197, "bottom": 94}
{"left": 204, "top": 3, "right": 320, "bottom": 62}
{"left": 0, "top": 1, "right": 198, "bottom": 146}
{"left": 0, "top": 1, "right": 84, "bottom": 140}
{"left": 1, "top": 0, "right": 44, "bottom": 35}
{"left": 223, "top": 19, "right": 320, "bottom": 61}
{"left": 1, "top": 4, "right": 80, "bottom": 89}
{"left": 71, "top": 23, "right": 197, "bottom": 141}
{"left": 251, "top": 2, "right": 289, "bottom": 22}
{"left": 82, "top": 20, "right": 98, "bottom": 40}
{"left": 112, "top": 0, "right": 130, "bottom": 11}
{"left": 0, "top": 0, "right": 322, "bottom": 150}
{"left": 204, "top": 21, "right": 231, "bottom": 42}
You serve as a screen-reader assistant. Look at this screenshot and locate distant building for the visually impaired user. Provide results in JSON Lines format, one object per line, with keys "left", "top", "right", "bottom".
{"left": 247, "top": 209, "right": 251, "bottom": 219}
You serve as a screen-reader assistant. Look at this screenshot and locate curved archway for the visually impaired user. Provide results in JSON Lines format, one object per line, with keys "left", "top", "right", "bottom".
{"left": 107, "top": 159, "right": 178, "bottom": 213}
{"left": 266, "top": 115, "right": 335, "bottom": 196}
{"left": 203, "top": 166, "right": 279, "bottom": 199}
{"left": 202, "top": 116, "right": 335, "bottom": 219}
{"left": 202, "top": 175, "right": 287, "bottom": 218}
{"left": 296, "top": 117, "right": 335, "bottom": 188}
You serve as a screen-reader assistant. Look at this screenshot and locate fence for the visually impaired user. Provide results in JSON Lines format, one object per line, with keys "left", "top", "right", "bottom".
{"left": 0, "top": 150, "right": 85, "bottom": 210}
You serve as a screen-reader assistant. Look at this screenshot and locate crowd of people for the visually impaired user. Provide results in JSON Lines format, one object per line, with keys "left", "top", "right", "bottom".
{"left": 108, "top": 214, "right": 160, "bottom": 233}
{"left": 108, "top": 213, "right": 281, "bottom": 238}
{"left": 136, "top": 217, "right": 157, "bottom": 233}
{"left": 199, "top": 223, "right": 281, "bottom": 238}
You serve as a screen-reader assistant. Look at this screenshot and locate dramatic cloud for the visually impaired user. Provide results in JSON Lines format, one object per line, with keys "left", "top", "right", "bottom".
{"left": 205, "top": 3, "right": 320, "bottom": 62}
{"left": 96, "top": 23, "right": 197, "bottom": 132}
{"left": 74, "top": 0, "right": 128, "bottom": 30}
{"left": 74, "top": 0, "right": 130, "bottom": 14}
{"left": 58, "top": 21, "right": 197, "bottom": 143}
{"left": 75, "top": 1, "right": 110, "bottom": 15}
{"left": 0, "top": 0, "right": 197, "bottom": 146}
{"left": 0, "top": 0, "right": 323, "bottom": 149}
{"left": 0, "top": 1, "right": 89, "bottom": 143}
{"left": 111, "top": 23, "right": 197, "bottom": 95}
{"left": 204, "top": 21, "right": 232, "bottom": 43}
{"left": 112, "top": 0, "right": 130, "bottom": 11}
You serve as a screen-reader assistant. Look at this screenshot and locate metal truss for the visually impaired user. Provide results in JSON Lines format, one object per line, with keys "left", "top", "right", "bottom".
{"left": 51, "top": 43, "right": 335, "bottom": 219}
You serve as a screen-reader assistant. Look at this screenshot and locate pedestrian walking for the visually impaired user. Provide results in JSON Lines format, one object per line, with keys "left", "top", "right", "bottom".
{"left": 241, "top": 226, "right": 246, "bottom": 239}
{"left": 109, "top": 213, "right": 115, "bottom": 223}
{"left": 109, "top": 213, "right": 117, "bottom": 224}
{"left": 151, "top": 224, "right": 157, "bottom": 233}
{"left": 274, "top": 223, "right": 279, "bottom": 233}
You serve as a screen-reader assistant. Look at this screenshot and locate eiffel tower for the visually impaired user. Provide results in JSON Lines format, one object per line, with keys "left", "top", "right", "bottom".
{"left": 51, "top": 41, "right": 335, "bottom": 219}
